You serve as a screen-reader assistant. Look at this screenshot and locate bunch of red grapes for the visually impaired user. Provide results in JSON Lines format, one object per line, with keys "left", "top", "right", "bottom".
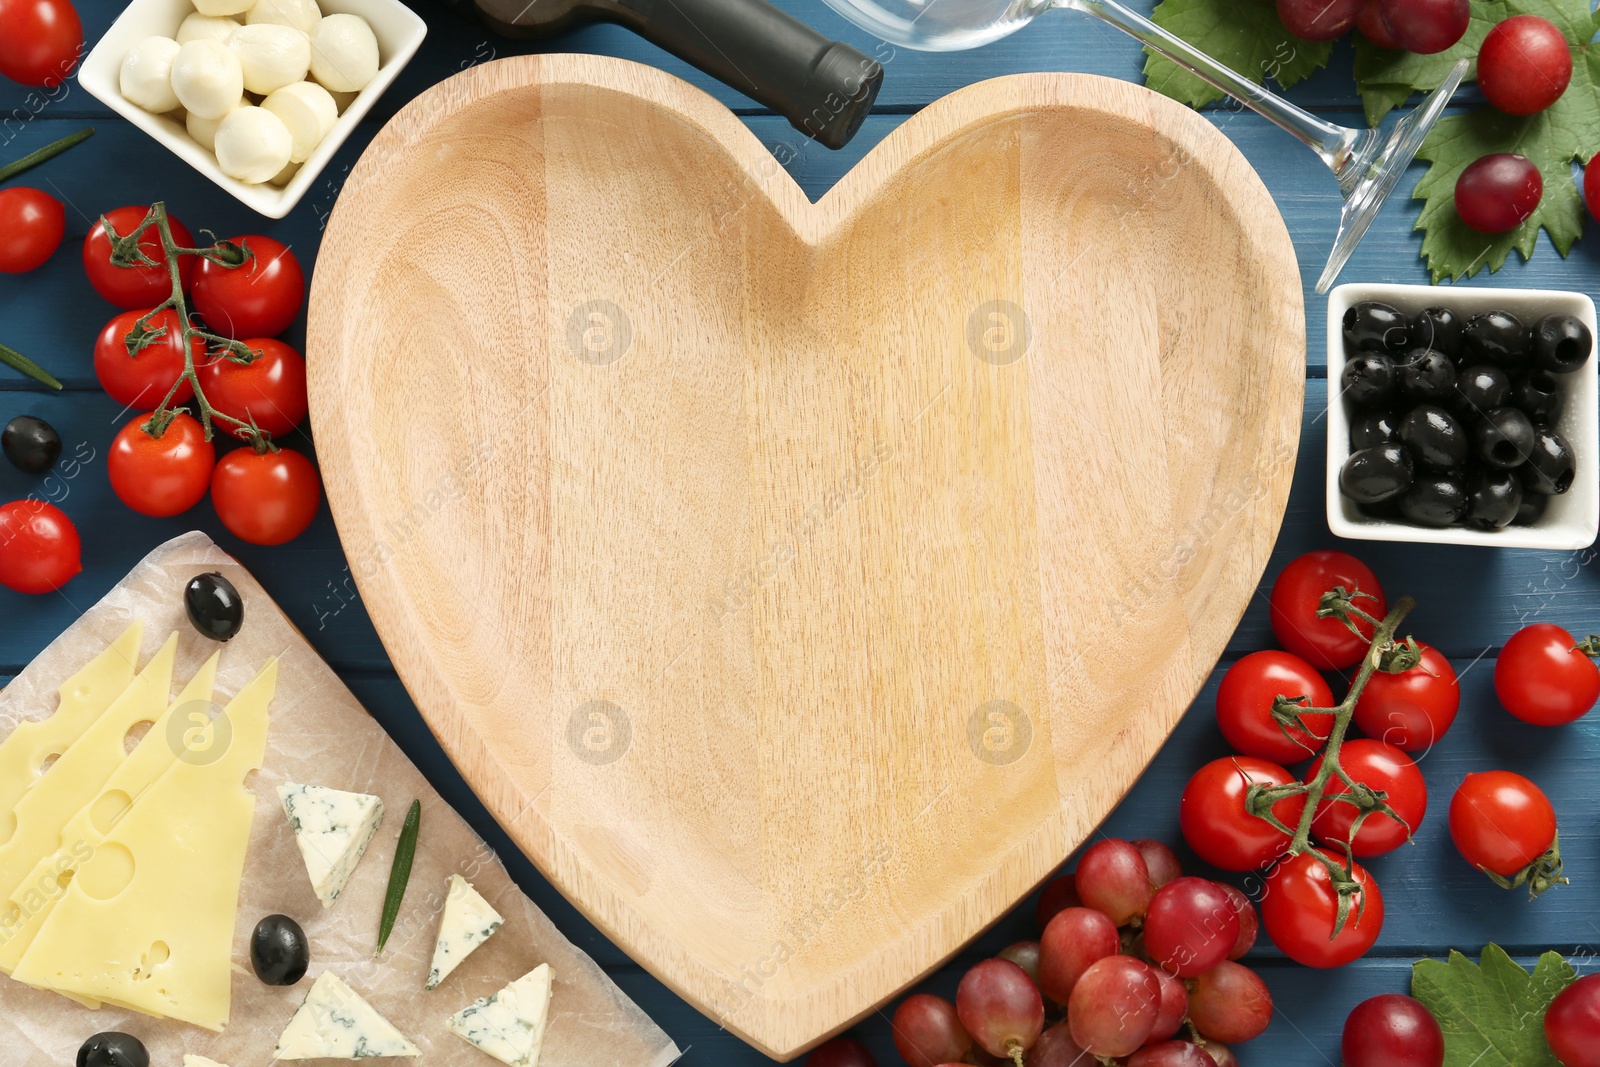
{"left": 807, "top": 838, "right": 1271, "bottom": 1067}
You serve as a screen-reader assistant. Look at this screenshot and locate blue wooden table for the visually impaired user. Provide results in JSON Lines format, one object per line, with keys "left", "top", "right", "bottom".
{"left": 4, "top": 3, "right": 1600, "bottom": 1063}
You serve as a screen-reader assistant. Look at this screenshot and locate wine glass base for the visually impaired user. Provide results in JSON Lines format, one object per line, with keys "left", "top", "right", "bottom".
{"left": 1316, "top": 59, "right": 1468, "bottom": 295}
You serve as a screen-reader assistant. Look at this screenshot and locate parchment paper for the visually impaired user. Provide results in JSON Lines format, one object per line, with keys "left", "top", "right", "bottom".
{"left": 0, "top": 532, "right": 680, "bottom": 1067}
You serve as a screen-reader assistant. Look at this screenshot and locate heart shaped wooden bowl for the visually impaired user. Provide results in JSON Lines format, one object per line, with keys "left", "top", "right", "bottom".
{"left": 308, "top": 55, "right": 1304, "bottom": 1060}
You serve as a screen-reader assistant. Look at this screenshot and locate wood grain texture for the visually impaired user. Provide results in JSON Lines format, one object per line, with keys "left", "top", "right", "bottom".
{"left": 305, "top": 54, "right": 1302, "bottom": 1057}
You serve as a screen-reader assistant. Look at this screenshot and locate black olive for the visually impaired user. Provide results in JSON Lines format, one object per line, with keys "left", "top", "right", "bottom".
{"left": 1531, "top": 313, "right": 1592, "bottom": 373}
{"left": 1473, "top": 407, "right": 1537, "bottom": 469}
{"left": 251, "top": 914, "right": 310, "bottom": 986}
{"left": 1453, "top": 364, "right": 1511, "bottom": 417}
{"left": 185, "top": 572, "right": 244, "bottom": 642}
{"left": 1522, "top": 428, "right": 1577, "bottom": 495}
{"left": 1512, "top": 371, "right": 1565, "bottom": 425}
{"left": 1462, "top": 310, "right": 1532, "bottom": 371}
{"left": 1514, "top": 489, "right": 1549, "bottom": 525}
{"left": 1399, "top": 404, "right": 1469, "bottom": 471}
{"left": 1341, "top": 353, "right": 1398, "bottom": 410}
{"left": 1409, "top": 306, "right": 1463, "bottom": 360}
{"left": 1398, "top": 475, "right": 1468, "bottom": 527}
{"left": 1343, "top": 301, "right": 1410, "bottom": 354}
{"left": 1396, "top": 348, "right": 1456, "bottom": 401}
{"left": 1350, "top": 410, "right": 1402, "bottom": 450}
{"left": 77, "top": 1033, "right": 149, "bottom": 1067}
{"left": 2, "top": 415, "right": 62, "bottom": 475}
{"left": 1466, "top": 469, "right": 1523, "bottom": 530}
{"left": 1340, "top": 444, "right": 1413, "bottom": 504}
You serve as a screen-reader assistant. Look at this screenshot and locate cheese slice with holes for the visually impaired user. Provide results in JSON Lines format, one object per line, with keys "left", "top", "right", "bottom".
{"left": 427, "top": 875, "right": 505, "bottom": 990}
{"left": 0, "top": 651, "right": 220, "bottom": 974}
{"left": 0, "top": 623, "right": 143, "bottom": 820}
{"left": 12, "top": 660, "right": 277, "bottom": 1030}
{"left": 274, "top": 971, "right": 421, "bottom": 1059}
{"left": 447, "top": 964, "right": 553, "bottom": 1067}
{"left": 279, "top": 783, "right": 385, "bottom": 908}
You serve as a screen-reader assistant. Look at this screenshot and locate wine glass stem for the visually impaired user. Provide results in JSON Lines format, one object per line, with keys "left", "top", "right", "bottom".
{"left": 1058, "top": 0, "right": 1368, "bottom": 176}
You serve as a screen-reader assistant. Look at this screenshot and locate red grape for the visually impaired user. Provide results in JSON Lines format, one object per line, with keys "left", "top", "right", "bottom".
{"left": 891, "top": 994, "right": 972, "bottom": 1067}
{"left": 1544, "top": 974, "right": 1600, "bottom": 1067}
{"left": 1204, "top": 1043, "right": 1240, "bottom": 1067}
{"left": 1143, "top": 877, "right": 1240, "bottom": 978}
{"left": 1038, "top": 907, "right": 1119, "bottom": 1003}
{"left": 956, "top": 959, "right": 1044, "bottom": 1063}
{"left": 1219, "top": 884, "right": 1258, "bottom": 959}
{"left": 1189, "top": 961, "right": 1274, "bottom": 1043}
{"left": 1357, "top": 0, "right": 1401, "bottom": 47}
{"left": 1478, "top": 16, "right": 1571, "bottom": 116}
{"left": 806, "top": 1036, "right": 876, "bottom": 1067}
{"left": 1074, "top": 839, "right": 1153, "bottom": 925}
{"left": 1133, "top": 839, "right": 1184, "bottom": 889}
{"left": 1585, "top": 155, "right": 1600, "bottom": 224}
{"left": 1455, "top": 153, "right": 1543, "bottom": 234}
{"left": 1149, "top": 969, "right": 1190, "bottom": 1043}
{"left": 1342, "top": 994, "right": 1444, "bottom": 1067}
{"left": 1377, "top": 0, "right": 1469, "bottom": 53}
{"left": 1035, "top": 874, "right": 1080, "bottom": 930}
{"left": 997, "top": 941, "right": 1041, "bottom": 986}
{"left": 1277, "top": 0, "right": 1360, "bottom": 40}
{"left": 1026, "top": 1023, "right": 1089, "bottom": 1067}
{"left": 1067, "top": 956, "right": 1161, "bottom": 1057}
{"left": 1129, "top": 1042, "right": 1219, "bottom": 1067}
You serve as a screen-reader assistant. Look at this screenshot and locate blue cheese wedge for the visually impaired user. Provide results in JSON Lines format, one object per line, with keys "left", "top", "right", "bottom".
{"left": 427, "top": 875, "right": 506, "bottom": 990}
{"left": 447, "top": 963, "right": 553, "bottom": 1067}
{"left": 275, "top": 971, "right": 420, "bottom": 1060}
{"left": 278, "top": 782, "right": 385, "bottom": 908}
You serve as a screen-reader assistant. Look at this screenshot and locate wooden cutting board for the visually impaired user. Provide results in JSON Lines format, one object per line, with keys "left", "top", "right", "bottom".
{"left": 307, "top": 55, "right": 1304, "bottom": 1061}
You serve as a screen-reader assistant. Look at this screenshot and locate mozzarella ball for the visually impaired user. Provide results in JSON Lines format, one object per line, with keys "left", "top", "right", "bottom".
{"left": 245, "top": 0, "right": 321, "bottom": 35}
{"left": 309, "top": 14, "right": 378, "bottom": 93}
{"left": 120, "top": 37, "right": 182, "bottom": 113}
{"left": 192, "top": 0, "right": 255, "bottom": 16}
{"left": 228, "top": 23, "right": 311, "bottom": 95}
{"left": 176, "top": 12, "right": 241, "bottom": 45}
{"left": 262, "top": 81, "right": 337, "bottom": 163}
{"left": 186, "top": 96, "right": 243, "bottom": 152}
{"left": 270, "top": 160, "right": 301, "bottom": 186}
{"left": 327, "top": 88, "right": 357, "bottom": 114}
{"left": 215, "top": 105, "right": 293, "bottom": 184}
{"left": 171, "top": 40, "right": 245, "bottom": 120}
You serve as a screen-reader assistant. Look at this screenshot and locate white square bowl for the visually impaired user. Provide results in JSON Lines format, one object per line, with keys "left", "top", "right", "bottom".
{"left": 79, "top": 0, "right": 426, "bottom": 218}
{"left": 1327, "top": 282, "right": 1599, "bottom": 550}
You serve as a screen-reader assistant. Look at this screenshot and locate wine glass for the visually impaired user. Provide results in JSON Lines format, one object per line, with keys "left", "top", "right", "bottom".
{"left": 820, "top": 0, "right": 1466, "bottom": 293}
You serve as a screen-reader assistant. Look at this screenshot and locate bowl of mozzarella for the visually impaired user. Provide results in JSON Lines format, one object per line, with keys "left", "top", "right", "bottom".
{"left": 80, "top": 0, "right": 426, "bottom": 218}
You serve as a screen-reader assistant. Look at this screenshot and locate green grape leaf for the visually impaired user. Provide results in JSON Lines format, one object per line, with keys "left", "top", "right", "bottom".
{"left": 1142, "top": 0, "right": 1332, "bottom": 109}
{"left": 1411, "top": 945, "right": 1575, "bottom": 1067}
{"left": 1352, "top": 0, "right": 1508, "bottom": 125}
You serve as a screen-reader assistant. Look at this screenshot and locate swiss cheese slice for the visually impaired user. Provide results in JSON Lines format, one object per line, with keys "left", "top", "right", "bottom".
{"left": 274, "top": 971, "right": 420, "bottom": 1059}
{"left": 0, "top": 622, "right": 144, "bottom": 823}
{"left": 0, "top": 652, "right": 220, "bottom": 973}
{"left": 12, "top": 660, "right": 278, "bottom": 1030}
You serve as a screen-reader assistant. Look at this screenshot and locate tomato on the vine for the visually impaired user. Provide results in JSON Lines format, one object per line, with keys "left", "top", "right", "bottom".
{"left": 1448, "top": 770, "right": 1557, "bottom": 877}
{"left": 0, "top": 499, "right": 80, "bottom": 593}
{"left": 1261, "top": 849, "right": 1383, "bottom": 968}
{"left": 0, "top": 188, "right": 65, "bottom": 273}
{"left": 191, "top": 235, "right": 305, "bottom": 339}
{"left": 1352, "top": 641, "right": 1459, "bottom": 751}
{"left": 107, "top": 413, "right": 215, "bottom": 517}
{"left": 1179, "top": 756, "right": 1305, "bottom": 872}
{"left": 0, "top": 0, "right": 81, "bottom": 88}
{"left": 1215, "top": 650, "right": 1335, "bottom": 763}
{"left": 1308, "top": 739, "right": 1426, "bottom": 857}
{"left": 84, "top": 206, "right": 196, "bottom": 309}
{"left": 1495, "top": 622, "right": 1600, "bottom": 726}
{"left": 1545, "top": 974, "right": 1600, "bottom": 1067}
{"left": 197, "top": 338, "right": 308, "bottom": 437}
{"left": 1269, "top": 551, "right": 1388, "bottom": 670}
{"left": 211, "top": 446, "right": 320, "bottom": 545}
{"left": 93, "top": 308, "right": 199, "bottom": 409}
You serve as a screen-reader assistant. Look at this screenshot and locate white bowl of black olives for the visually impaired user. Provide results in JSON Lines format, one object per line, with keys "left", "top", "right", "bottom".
{"left": 1327, "top": 283, "right": 1599, "bottom": 549}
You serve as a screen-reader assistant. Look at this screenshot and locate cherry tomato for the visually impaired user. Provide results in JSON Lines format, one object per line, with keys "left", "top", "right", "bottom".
{"left": 1261, "top": 849, "right": 1383, "bottom": 968}
{"left": 0, "top": 499, "right": 80, "bottom": 593}
{"left": 83, "top": 207, "right": 196, "bottom": 309}
{"left": 1586, "top": 155, "right": 1600, "bottom": 225}
{"left": 1546, "top": 974, "right": 1600, "bottom": 1067}
{"left": 211, "top": 447, "right": 320, "bottom": 545}
{"left": 1216, "top": 650, "right": 1335, "bottom": 763}
{"left": 107, "top": 413, "right": 215, "bottom": 517}
{"left": 1179, "top": 756, "right": 1305, "bottom": 872}
{"left": 93, "top": 308, "right": 199, "bottom": 409}
{"left": 1308, "top": 739, "right": 1426, "bottom": 857}
{"left": 0, "top": 0, "right": 81, "bottom": 87}
{"left": 1495, "top": 622, "right": 1600, "bottom": 726}
{"left": 1448, "top": 770, "right": 1557, "bottom": 877}
{"left": 0, "top": 188, "right": 64, "bottom": 273}
{"left": 197, "top": 338, "right": 308, "bottom": 437}
{"left": 191, "top": 235, "right": 305, "bottom": 339}
{"left": 1269, "top": 551, "right": 1388, "bottom": 670}
{"left": 1352, "top": 641, "right": 1459, "bottom": 751}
